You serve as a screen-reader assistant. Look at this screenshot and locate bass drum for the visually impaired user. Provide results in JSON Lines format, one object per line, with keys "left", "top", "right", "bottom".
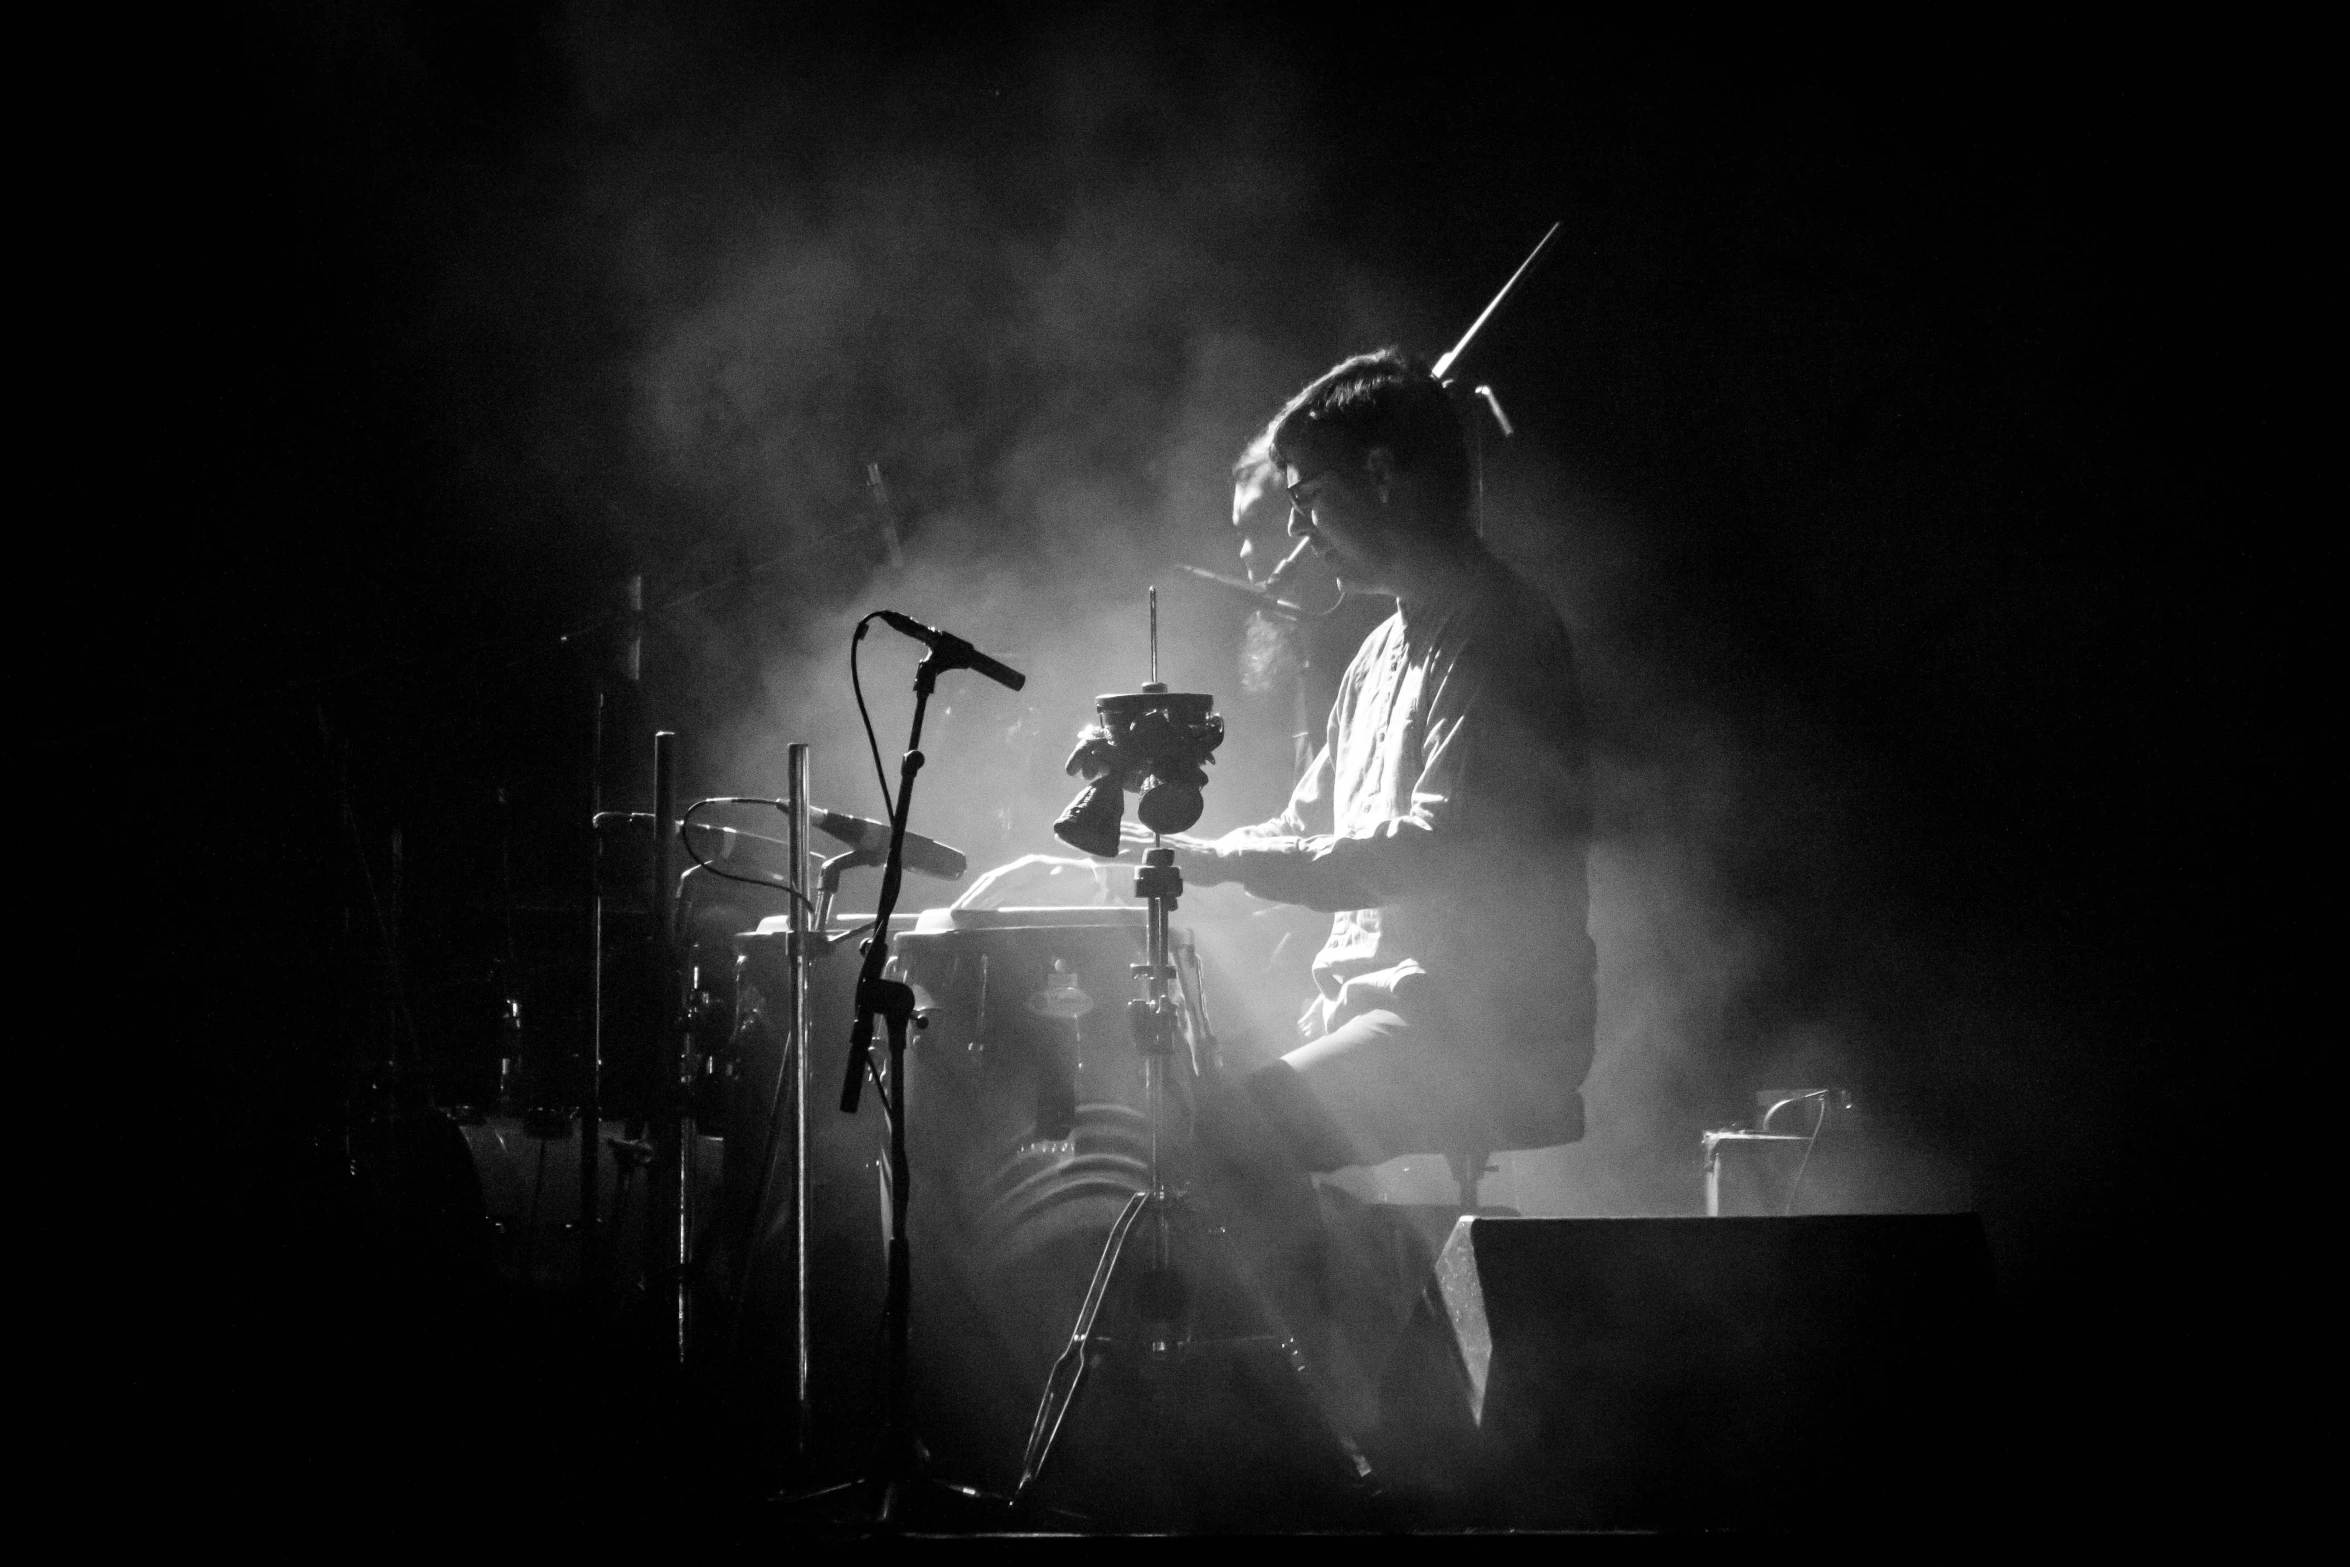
{"left": 453, "top": 1111, "right": 648, "bottom": 1296}
{"left": 721, "top": 905, "right": 1208, "bottom": 1488}
{"left": 893, "top": 906, "right": 1206, "bottom": 1491}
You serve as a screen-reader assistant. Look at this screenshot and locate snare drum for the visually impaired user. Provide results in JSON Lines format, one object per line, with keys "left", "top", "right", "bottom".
{"left": 894, "top": 907, "right": 1192, "bottom": 1144}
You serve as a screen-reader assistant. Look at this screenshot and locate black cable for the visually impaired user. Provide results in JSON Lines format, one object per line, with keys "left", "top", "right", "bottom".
{"left": 723, "top": 1004, "right": 799, "bottom": 1348}
{"left": 849, "top": 613, "right": 895, "bottom": 818}
{"left": 678, "top": 797, "right": 816, "bottom": 916}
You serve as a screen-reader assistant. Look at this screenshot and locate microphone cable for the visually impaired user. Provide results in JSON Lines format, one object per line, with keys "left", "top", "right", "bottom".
{"left": 849, "top": 612, "right": 896, "bottom": 819}
{"left": 677, "top": 796, "right": 815, "bottom": 915}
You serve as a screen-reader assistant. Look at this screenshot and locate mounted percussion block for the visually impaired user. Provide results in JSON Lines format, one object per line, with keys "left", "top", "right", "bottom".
{"left": 1051, "top": 779, "right": 1124, "bottom": 859}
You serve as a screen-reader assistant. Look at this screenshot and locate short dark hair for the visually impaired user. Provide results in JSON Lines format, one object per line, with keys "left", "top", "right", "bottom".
{"left": 1268, "top": 348, "right": 1471, "bottom": 527}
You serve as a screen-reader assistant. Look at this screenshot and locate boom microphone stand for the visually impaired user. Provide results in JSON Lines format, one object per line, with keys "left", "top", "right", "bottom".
{"left": 789, "top": 613, "right": 1023, "bottom": 1531}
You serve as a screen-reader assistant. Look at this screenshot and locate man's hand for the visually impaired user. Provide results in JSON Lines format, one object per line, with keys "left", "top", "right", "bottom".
{"left": 1116, "top": 820, "right": 1235, "bottom": 884}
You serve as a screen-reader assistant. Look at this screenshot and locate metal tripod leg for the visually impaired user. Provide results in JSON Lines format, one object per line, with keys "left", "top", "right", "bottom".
{"left": 1012, "top": 1184, "right": 1377, "bottom": 1509}
{"left": 1013, "top": 841, "right": 1377, "bottom": 1517}
{"left": 1193, "top": 1212, "right": 1376, "bottom": 1484}
{"left": 1013, "top": 1188, "right": 1149, "bottom": 1501}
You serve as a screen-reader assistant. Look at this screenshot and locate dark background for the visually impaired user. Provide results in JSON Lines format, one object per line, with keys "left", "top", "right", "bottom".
{"left": 117, "top": 3, "right": 2254, "bottom": 1528}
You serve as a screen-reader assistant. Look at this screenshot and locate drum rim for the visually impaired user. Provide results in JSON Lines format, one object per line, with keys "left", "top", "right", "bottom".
{"left": 912, "top": 905, "right": 1151, "bottom": 934}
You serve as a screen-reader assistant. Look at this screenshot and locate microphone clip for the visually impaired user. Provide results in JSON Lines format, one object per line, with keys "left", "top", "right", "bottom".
{"left": 841, "top": 973, "right": 922, "bottom": 1114}
{"left": 873, "top": 610, "right": 1027, "bottom": 692}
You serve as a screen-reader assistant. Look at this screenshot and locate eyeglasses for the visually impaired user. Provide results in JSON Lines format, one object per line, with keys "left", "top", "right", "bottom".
{"left": 1285, "top": 471, "right": 1331, "bottom": 514}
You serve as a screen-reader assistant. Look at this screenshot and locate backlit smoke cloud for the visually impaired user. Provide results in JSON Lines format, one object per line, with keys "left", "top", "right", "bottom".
{"left": 487, "top": 10, "right": 1991, "bottom": 1222}
{"left": 584, "top": 23, "right": 1364, "bottom": 859}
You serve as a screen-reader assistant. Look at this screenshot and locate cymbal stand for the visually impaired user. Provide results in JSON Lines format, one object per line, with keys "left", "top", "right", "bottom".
{"left": 1012, "top": 843, "right": 1375, "bottom": 1510}
{"left": 653, "top": 730, "right": 692, "bottom": 1367}
{"left": 785, "top": 743, "right": 813, "bottom": 1452}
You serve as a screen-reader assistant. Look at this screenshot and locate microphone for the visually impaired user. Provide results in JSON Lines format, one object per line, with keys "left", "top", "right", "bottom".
{"left": 812, "top": 808, "right": 968, "bottom": 881}
{"left": 1174, "top": 562, "right": 1319, "bottom": 621}
{"left": 874, "top": 611, "right": 1027, "bottom": 691}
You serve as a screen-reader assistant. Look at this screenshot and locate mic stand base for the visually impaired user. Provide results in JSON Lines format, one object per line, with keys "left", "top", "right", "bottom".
{"left": 770, "top": 1457, "right": 1018, "bottom": 1538}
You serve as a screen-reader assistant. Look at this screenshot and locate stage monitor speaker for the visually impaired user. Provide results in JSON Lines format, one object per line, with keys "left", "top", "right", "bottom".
{"left": 1429, "top": 1214, "right": 1995, "bottom": 1531}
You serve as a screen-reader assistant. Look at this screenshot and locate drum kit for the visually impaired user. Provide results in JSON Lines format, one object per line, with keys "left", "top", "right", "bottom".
{"left": 318, "top": 227, "right": 1581, "bottom": 1530}
{"left": 397, "top": 595, "right": 1368, "bottom": 1529}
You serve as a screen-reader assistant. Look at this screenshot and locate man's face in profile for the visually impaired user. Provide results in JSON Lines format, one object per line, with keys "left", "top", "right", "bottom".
{"left": 1282, "top": 459, "right": 1402, "bottom": 597}
{"left": 1231, "top": 467, "right": 1291, "bottom": 584}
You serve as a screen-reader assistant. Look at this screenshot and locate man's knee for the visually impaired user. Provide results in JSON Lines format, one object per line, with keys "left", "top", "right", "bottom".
{"left": 1242, "top": 1058, "right": 1365, "bottom": 1174}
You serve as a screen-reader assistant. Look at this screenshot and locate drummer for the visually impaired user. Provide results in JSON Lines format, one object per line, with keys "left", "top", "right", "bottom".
{"left": 1160, "top": 348, "right": 1597, "bottom": 1188}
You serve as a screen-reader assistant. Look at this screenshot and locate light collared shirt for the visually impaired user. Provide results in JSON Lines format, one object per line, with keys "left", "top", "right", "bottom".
{"left": 1216, "top": 554, "right": 1597, "bottom": 1131}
